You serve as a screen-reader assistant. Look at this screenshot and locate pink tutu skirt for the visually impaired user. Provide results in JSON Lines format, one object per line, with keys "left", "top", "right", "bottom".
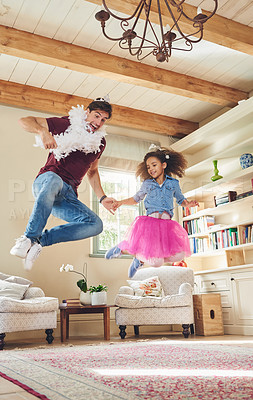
{"left": 118, "top": 216, "right": 191, "bottom": 267}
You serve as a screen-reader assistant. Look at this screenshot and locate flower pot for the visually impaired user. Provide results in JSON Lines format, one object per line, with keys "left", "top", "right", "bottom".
{"left": 79, "top": 291, "right": 91, "bottom": 305}
{"left": 91, "top": 291, "right": 107, "bottom": 306}
{"left": 240, "top": 153, "right": 253, "bottom": 169}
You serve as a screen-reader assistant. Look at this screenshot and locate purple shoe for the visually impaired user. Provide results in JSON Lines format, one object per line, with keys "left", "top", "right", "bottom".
{"left": 105, "top": 245, "right": 122, "bottom": 260}
{"left": 128, "top": 258, "right": 144, "bottom": 278}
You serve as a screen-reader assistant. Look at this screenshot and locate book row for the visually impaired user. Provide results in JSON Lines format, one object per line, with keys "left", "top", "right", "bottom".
{"left": 189, "top": 237, "right": 210, "bottom": 254}
{"left": 241, "top": 225, "right": 253, "bottom": 244}
{"left": 183, "top": 216, "right": 215, "bottom": 235}
{"left": 209, "top": 228, "right": 239, "bottom": 251}
{"left": 188, "top": 225, "right": 253, "bottom": 254}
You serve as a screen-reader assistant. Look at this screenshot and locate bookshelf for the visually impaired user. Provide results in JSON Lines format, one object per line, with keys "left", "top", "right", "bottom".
{"left": 176, "top": 136, "right": 253, "bottom": 270}
{"left": 172, "top": 97, "right": 253, "bottom": 335}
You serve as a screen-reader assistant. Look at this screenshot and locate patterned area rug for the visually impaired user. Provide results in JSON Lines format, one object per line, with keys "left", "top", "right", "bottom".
{"left": 0, "top": 340, "right": 253, "bottom": 400}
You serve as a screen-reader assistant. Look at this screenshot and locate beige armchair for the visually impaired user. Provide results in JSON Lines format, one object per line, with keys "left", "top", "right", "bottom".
{"left": 0, "top": 273, "right": 58, "bottom": 350}
{"left": 115, "top": 265, "right": 194, "bottom": 339}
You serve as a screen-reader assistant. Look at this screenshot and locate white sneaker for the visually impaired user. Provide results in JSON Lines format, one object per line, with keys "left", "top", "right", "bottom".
{"left": 22, "top": 243, "right": 42, "bottom": 270}
{"left": 10, "top": 235, "right": 32, "bottom": 258}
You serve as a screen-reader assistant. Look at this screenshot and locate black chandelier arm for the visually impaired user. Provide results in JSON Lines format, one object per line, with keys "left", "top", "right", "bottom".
{"left": 138, "top": 49, "right": 159, "bottom": 61}
{"left": 174, "top": 22, "right": 204, "bottom": 44}
{"left": 157, "top": 0, "right": 165, "bottom": 44}
{"left": 181, "top": 0, "right": 218, "bottom": 23}
{"left": 128, "top": 42, "right": 143, "bottom": 58}
{"left": 101, "top": 24, "right": 124, "bottom": 41}
{"left": 135, "top": 31, "right": 159, "bottom": 47}
{"left": 125, "top": 35, "right": 159, "bottom": 54}
{"left": 171, "top": 42, "right": 194, "bottom": 52}
{"left": 148, "top": 18, "right": 162, "bottom": 47}
{"left": 125, "top": 38, "right": 160, "bottom": 60}
{"left": 120, "top": 19, "right": 132, "bottom": 33}
{"left": 163, "top": 0, "right": 183, "bottom": 32}
{"left": 129, "top": 0, "right": 147, "bottom": 35}
{"left": 172, "top": 27, "right": 204, "bottom": 44}
{"left": 121, "top": 42, "right": 160, "bottom": 50}
{"left": 185, "top": 30, "right": 204, "bottom": 43}
{"left": 135, "top": 0, "right": 153, "bottom": 52}
{"left": 119, "top": 39, "right": 131, "bottom": 50}
{"left": 102, "top": 0, "right": 144, "bottom": 22}
{"left": 123, "top": 0, "right": 154, "bottom": 59}
{"left": 163, "top": 0, "right": 204, "bottom": 44}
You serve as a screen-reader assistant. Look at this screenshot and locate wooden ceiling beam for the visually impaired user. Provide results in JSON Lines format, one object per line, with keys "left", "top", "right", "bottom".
{"left": 87, "top": 0, "right": 253, "bottom": 56}
{"left": 0, "top": 25, "right": 247, "bottom": 107}
{"left": 0, "top": 80, "right": 198, "bottom": 136}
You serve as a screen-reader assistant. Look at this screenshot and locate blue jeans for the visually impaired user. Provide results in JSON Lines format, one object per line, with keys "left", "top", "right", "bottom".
{"left": 25, "top": 172, "right": 103, "bottom": 247}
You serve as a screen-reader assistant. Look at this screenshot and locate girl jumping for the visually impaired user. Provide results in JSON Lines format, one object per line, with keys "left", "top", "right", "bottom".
{"left": 105, "top": 145, "right": 198, "bottom": 278}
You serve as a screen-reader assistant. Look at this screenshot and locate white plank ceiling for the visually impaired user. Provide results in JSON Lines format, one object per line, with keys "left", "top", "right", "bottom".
{"left": 0, "top": 0, "right": 253, "bottom": 128}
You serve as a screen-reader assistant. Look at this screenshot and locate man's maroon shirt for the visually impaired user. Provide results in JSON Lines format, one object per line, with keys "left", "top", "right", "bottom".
{"left": 37, "top": 116, "right": 106, "bottom": 196}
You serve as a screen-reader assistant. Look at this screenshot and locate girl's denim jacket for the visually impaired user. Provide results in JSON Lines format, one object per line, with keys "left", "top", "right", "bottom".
{"left": 133, "top": 175, "right": 186, "bottom": 217}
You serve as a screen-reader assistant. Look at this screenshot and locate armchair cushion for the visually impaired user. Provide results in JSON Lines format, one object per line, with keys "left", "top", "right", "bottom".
{"left": 0, "top": 272, "right": 33, "bottom": 286}
{"left": 25, "top": 287, "right": 45, "bottom": 299}
{"left": 115, "top": 282, "right": 192, "bottom": 308}
{"left": 126, "top": 276, "right": 162, "bottom": 297}
{"left": 0, "top": 296, "right": 58, "bottom": 313}
{"left": 0, "top": 280, "right": 30, "bottom": 300}
{"left": 118, "top": 286, "right": 134, "bottom": 296}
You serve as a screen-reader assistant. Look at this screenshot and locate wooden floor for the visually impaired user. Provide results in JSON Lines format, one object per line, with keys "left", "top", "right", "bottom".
{"left": 1, "top": 333, "right": 253, "bottom": 399}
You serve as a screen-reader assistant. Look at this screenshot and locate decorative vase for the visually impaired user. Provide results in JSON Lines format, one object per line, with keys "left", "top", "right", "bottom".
{"left": 240, "top": 153, "right": 253, "bottom": 169}
{"left": 79, "top": 291, "right": 91, "bottom": 305}
{"left": 91, "top": 291, "right": 107, "bottom": 306}
{"left": 211, "top": 160, "right": 223, "bottom": 182}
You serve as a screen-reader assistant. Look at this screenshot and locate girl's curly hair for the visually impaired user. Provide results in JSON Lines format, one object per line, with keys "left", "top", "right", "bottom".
{"left": 136, "top": 147, "right": 187, "bottom": 181}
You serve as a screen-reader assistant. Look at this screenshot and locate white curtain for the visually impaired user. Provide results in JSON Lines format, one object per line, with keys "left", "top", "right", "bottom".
{"left": 100, "top": 134, "right": 160, "bottom": 171}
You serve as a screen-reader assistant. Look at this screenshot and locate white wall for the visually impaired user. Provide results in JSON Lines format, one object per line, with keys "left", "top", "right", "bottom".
{"left": 0, "top": 103, "right": 173, "bottom": 340}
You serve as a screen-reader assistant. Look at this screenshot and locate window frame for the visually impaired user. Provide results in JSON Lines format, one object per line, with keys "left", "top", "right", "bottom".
{"left": 91, "top": 167, "right": 144, "bottom": 257}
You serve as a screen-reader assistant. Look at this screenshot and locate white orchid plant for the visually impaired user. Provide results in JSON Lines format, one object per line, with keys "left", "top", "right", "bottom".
{"left": 60, "top": 263, "right": 87, "bottom": 293}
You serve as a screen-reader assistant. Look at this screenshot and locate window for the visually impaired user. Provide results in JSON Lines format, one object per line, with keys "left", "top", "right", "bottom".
{"left": 92, "top": 167, "right": 143, "bottom": 256}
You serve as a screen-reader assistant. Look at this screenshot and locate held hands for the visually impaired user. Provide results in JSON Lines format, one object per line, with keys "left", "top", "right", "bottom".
{"left": 112, "top": 200, "right": 123, "bottom": 212}
{"left": 101, "top": 198, "right": 123, "bottom": 214}
{"left": 101, "top": 197, "right": 118, "bottom": 215}
{"left": 101, "top": 197, "right": 135, "bottom": 214}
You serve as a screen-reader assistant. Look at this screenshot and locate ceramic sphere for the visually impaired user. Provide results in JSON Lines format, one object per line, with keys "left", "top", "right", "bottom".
{"left": 240, "top": 153, "right": 253, "bottom": 169}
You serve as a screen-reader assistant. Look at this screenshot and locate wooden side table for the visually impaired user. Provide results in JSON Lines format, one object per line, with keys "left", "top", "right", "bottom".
{"left": 59, "top": 299, "right": 114, "bottom": 342}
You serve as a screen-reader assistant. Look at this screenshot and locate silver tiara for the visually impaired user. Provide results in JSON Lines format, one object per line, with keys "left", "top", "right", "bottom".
{"left": 149, "top": 144, "right": 170, "bottom": 159}
{"left": 95, "top": 94, "right": 110, "bottom": 103}
{"left": 149, "top": 144, "right": 161, "bottom": 151}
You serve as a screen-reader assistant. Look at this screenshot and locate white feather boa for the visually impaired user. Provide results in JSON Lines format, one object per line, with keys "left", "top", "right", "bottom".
{"left": 34, "top": 105, "right": 106, "bottom": 161}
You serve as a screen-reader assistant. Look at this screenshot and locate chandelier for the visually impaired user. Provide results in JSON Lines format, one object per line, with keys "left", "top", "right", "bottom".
{"left": 95, "top": 0, "right": 218, "bottom": 63}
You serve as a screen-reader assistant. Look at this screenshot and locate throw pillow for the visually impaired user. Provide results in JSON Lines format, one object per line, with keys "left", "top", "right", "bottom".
{"left": 0, "top": 280, "right": 30, "bottom": 300}
{"left": 127, "top": 276, "right": 162, "bottom": 297}
{"left": 0, "top": 272, "right": 33, "bottom": 286}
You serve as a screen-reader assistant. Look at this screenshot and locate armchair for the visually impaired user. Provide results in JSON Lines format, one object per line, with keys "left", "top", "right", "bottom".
{"left": 0, "top": 273, "right": 58, "bottom": 350}
{"left": 115, "top": 265, "right": 194, "bottom": 339}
